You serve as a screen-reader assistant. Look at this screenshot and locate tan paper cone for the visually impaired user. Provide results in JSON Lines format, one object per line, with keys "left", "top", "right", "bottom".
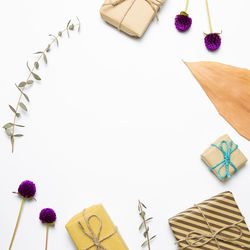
{"left": 185, "top": 61, "right": 250, "bottom": 140}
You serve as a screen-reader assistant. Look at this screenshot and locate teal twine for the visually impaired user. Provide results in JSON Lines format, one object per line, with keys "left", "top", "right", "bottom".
{"left": 210, "top": 140, "right": 238, "bottom": 179}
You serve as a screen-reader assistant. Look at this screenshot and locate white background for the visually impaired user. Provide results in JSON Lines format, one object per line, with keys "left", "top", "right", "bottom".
{"left": 0, "top": 0, "right": 249, "bottom": 249}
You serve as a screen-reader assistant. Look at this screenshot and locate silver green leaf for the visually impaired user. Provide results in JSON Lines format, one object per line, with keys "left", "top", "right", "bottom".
{"left": 15, "top": 84, "right": 30, "bottom": 102}
{"left": 77, "top": 17, "right": 81, "bottom": 32}
{"left": 5, "top": 128, "right": 12, "bottom": 136}
{"left": 14, "top": 134, "right": 23, "bottom": 137}
{"left": 3, "top": 123, "right": 12, "bottom": 129}
{"left": 43, "top": 53, "right": 48, "bottom": 64}
{"left": 49, "top": 34, "right": 59, "bottom": 46}
{"left": 9, "top": 105, "right": 16, "bottom": 114}
{"left": 18, "top": 82, "right": 26, "bottom": 87}
{"left": 19, "top": 102, "right": 28, "bottom": 111}
{"left": 66, "top": 20, "right": 71, "bottom": 37}
{"left": 27, "top": 80, "right": 34, "bottom": 84}
{"left": 34, "top": 62, "right": 39, "bottom": 69}
{"left": 32, "top": 72, "right": 41, "bottom": 80}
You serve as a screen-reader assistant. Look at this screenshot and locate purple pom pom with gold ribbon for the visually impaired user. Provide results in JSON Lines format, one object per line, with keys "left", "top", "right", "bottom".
{"left": 175, "top": 12, "right": 192, "bottom": 32}
{"left": 204, "top": 33, "right": 221, "bottom": 51}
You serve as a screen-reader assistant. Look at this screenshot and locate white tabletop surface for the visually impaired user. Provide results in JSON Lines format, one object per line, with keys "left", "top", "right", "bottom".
{"left": 0, "top": 0, "right": 249, "bottom": 249}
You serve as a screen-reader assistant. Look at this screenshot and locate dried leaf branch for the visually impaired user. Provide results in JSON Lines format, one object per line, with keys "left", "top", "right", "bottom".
{"left": 138, "top": 200, "right": 156, "bottom": 249}
{"left": 3, "top": 17, "right": 81, "bottom": 152}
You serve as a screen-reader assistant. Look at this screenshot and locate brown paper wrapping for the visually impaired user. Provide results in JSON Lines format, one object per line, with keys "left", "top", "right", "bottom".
{"left": 66, "top": 204, "right": 128, "bottom": 250}
{"left": 100, "top": 0, "right": 165, "bottom": 38}
{"left": 169, "top": 191, "right": 250, "bottom": 250}
{"left": 201, "top": 134, "right": 248, "bottom": 181}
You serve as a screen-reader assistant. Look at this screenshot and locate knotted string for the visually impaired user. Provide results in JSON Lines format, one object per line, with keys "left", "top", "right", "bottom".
{"left": 210, "top": 140, "right": 238, "bottom": 179}
{"left": 103, "top": 0, "right": 163, "bottom": 30}
{"left": 78, "top": 210, "right": 117, "bottom": 250}
{"left": 177, "top": 205, "right": 245, "bottom": 249}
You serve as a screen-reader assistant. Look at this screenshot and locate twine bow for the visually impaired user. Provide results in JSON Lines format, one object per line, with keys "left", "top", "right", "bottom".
{"left": 177, "top": 205, "right": 245, "bottom": 249}
{"left": 78, "top": 210, "right": 117, "bottom": 250}
{"left": 103, "top": 0, "right": 163, "bottom": 30}
{"left": 210, "top": 140, "right": 238, "bottom": 179}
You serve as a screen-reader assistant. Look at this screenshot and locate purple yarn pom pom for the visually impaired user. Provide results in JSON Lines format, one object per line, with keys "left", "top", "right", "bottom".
{"left": 39, "top": 208, "right": 56, "bottom": 224}
{"left": 18, "top": 180, "right": 36, "bottom": 198}
{"left": 175, "top": 12, "right": 192, "bottom": 32}
{"left": 204, "top": 33, "right": 221, "bottom": 51}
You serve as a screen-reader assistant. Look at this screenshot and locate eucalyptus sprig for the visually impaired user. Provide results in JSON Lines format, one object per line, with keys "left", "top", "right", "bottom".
{"left": 138, "top": 200, "right": 156, "bottom": 249}
{"left": 3, "top": 17, "right": 80, "bottom": 152}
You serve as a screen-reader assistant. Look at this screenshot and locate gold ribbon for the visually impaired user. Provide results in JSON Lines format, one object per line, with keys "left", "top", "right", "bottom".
{"left": 78, "top": 210, "right": 117, "bottom": 250}
{"left": 177, "top": 205, "right": 246, "bottom": 249}
{"left": 103, "top": 0, "right": 163, "bottom": 30}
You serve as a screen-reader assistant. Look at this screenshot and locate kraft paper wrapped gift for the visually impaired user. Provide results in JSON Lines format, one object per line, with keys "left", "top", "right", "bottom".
{"left": 100, "top": 0, "right": 165, "bottom": 38}
{"left": 66, "top": 204, "right": 128, "bottom": 250}
{"left": 201, "top": 134, "right": 248, "bottom": 181}
{"left": 169, "top": 191, "right": 250, "bottom": 250}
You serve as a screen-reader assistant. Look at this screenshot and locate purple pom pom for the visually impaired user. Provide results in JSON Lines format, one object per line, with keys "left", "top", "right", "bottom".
{"left": 18, "top": 180, "right": 36, "bottom": 198}
{"left": 39, "top": 208, "right": 56, "bottom": 224}
{"left": 204, "top": 33, "right": 221, "bottom": 51}
{"left": 175, "top": 12, "right": 192, "bottom": 32}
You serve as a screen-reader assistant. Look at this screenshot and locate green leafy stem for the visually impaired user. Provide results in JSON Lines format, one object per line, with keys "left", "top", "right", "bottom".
{"left": 138, "top": 200, "right": 156, "bottom": 249}
{"left": 3, "top": 18, "right": 80, "bottom": 153}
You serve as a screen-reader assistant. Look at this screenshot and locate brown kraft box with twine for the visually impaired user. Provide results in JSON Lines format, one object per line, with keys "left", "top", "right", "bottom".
{"left": 201, "top": 134, "right": 248, "bottom": 182}
{"left": 169, "top": 191, "right": 250, "bottom": 250}
{"left": 100, "top": 0, "right": 165, "bottom": 38}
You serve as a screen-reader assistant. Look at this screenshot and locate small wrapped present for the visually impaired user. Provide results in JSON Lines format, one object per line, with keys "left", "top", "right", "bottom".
{"left": 169, "top": 191, "right": 250, "bottom": 250}
{"left": 65, "top": 204, "right": 128, "bottom": 250}
{"left": 100, "top": 0, "right": 165, "bottom": 38}
{"left": 201, "top": 134, "right": 247, "bottom": 181}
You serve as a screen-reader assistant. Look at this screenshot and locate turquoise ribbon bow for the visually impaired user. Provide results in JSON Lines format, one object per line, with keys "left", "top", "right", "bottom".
{"left": 210, "top": 140, "right": 238, "bottom": 179}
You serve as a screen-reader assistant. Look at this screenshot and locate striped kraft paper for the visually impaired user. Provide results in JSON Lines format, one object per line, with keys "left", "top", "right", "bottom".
{"left": 169, "top": 191, "right": 250, "bottom": 250}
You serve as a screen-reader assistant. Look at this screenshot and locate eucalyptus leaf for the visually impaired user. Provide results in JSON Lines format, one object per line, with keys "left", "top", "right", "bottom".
{"left": 23, "top": 93, "right": 30, "bottom": 102}
{"left": 141, "top": 241, "right": 147, "bottom": 247}
{"left": 146, "top": 217, "right": 153, "bottom": 222}
{"left": 140, "top": 211, "right": 145, "bottom": 218}
{"left": 15, "top": 85, "right": 30, "bottom": 102}
{"left": 26, "top": 62, "right": 31, "bottom": 72}
{"left": 66, "top": 20, "right": 71, "bottom": 37}
{"left": 139, "top": 222, "right": 144, "bottom": 230}
{"left": 19, "top": 102, "right": 27, "bottom": 111}
{"left": 49, "top": 34, "right": 59, "bottom": 46}
{"left": 32, "top": 72, "right": 41, "bottom": 80}
{"left": 16, "top": 113, "right": 21, "bottom": 118}
{"left": 9, "top": 105, "right": 16, "bottom": 114}
{"left": 150, "top": 235, "right": 156, "bottom": 241}
{"left": 14, "top": 134, "right": 23, "bottom": 137}
{"left": 15, "top": 124, "right": 25, "bottom": 128}
{"left": 34, "top": 51, "right": 43, "bottom": 54}
{"left": 3, "top": 123, "right": 12, "bottom": 129}
{"left": 34, "top": 61, "right": 39, "bottom": 69}
{"left": 43, "top": 53, "right": 48, "bottom": 64}
{"left": 69, "top": 24, "right": 74, "bottom": 30}
{"left": 27, "top": 80, "right": 34, "bottom": 84}
{"left": 77, "top": 16, "right": 81, "bottom": 32}
{"left": 5, "top": 128, "right": 12, "bottom": 136}
{"left": 18, "top": 82, "right": 26, "bottom": 87}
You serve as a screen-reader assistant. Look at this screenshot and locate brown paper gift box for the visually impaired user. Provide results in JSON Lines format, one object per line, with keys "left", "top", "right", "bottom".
{"left": 100, "top": 0, "right": 165, "bottom": 38}
{"left": 201, "top": 134, "right": 248, "bottom": 181}
{"left": 169, "top": 191, "right": 250, "bottom": 250}
{"left": 66, "top": 204, "right": 129, "bottom": 250}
